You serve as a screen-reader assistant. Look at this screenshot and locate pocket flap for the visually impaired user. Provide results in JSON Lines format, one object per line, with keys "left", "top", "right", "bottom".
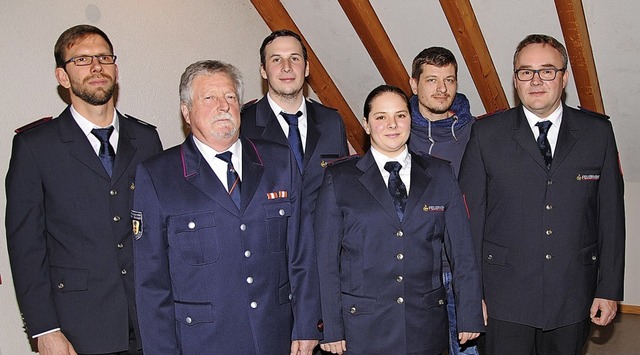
{"left": 341, "top": 293, "right": 376, "bottom": 315}
{"left": 423, "top": 286, "right": 447, "bottom": 309}
{"left": 581, "top": 242, "right": 599, "bottom": 264}
{"left": 483, "top": 240, "right": 509, "bottom": 266}
{"left": 174, "top": 302, "right": 214, "bottom": 325}
{"left": 170, "top": 211, "right": 216, "bottom": 233}
{"left": 263, "top": 202, "right": 292, "bottom": 219}
{"left": 50, "top": 266, "right": 88, "bottom": 292}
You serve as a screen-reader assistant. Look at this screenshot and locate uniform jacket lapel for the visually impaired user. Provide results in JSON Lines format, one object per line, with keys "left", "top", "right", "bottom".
{"left": 180, "top": 135, "right": 240, "bottom": 216}
{"left": 549, "top": 105, "right": 579, "bottom": 174}
{"left": 111, "top": 112, "right": 137, "bottom": 184}
{"left": 404, "top": 153, "right": 432, "bottom": 220}
{"left": 239, "top": 137, "right": 264, "bottom": 212}
{"left": 304, "top": 102, "right": 321, "bottom": 171}
{"left": 256, "top": 98, "right": 288, "bottom": 146}
{"left": 357, "top": 151, "right": 400, "bottom": 223}
{"left": 58, "top": 107, "right": 112, "bottom": 181}
{"left": 511, "top": 107, "right": 549, "bottom": 171}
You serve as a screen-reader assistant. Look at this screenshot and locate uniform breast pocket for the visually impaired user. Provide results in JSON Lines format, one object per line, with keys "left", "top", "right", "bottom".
{"left": 168, "top": 211, "right": 219, "bottom": 265}
{"left": 264, "top": 201, "right": 292, "bottom": 252}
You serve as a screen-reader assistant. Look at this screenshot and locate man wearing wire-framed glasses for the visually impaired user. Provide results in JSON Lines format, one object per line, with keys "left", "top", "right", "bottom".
{"left": 6, "top": 24, "right": 162, "bottom": 355}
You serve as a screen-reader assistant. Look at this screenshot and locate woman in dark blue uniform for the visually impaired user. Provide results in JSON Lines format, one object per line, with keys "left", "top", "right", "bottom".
{"left": 315, "top": 85, "right": 483, "bottom": 355}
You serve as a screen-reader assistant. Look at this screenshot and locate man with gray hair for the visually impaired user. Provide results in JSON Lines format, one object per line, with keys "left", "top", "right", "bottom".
{"left": 133, "top": 60, "right": 322, "bottom": 354}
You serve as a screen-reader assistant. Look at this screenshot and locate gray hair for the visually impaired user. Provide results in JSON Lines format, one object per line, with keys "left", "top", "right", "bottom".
{"left": 179, "top": 60, "right": 244, "bottom": 108}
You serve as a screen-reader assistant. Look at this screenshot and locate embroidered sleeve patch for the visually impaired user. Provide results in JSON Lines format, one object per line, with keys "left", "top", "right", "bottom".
{"left": 131, "top": 210, "right": 143, "bottom": 240}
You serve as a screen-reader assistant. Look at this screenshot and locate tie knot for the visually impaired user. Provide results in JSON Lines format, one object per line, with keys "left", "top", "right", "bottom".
{"left": 536, "top": 120, "right": 552, "bottom": 134}
{"left": 216, "top": 151, "right": 233, "bottom": 164}
{"left": 384, "top": 161, "right": 402, "bottom": 173}
{"left": 91, "top": 126, "right": 114, "bottom": 143}
{"left": 281, "top": 111, "right": 302, "bottom": 125}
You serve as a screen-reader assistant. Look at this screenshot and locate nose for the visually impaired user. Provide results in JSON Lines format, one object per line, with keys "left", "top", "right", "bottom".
{"left": 436, "top": 80, "right": 447, "bottom": 93}
{"left": 282, "top": 59, "right": 292, "bottom": 73}
{"left": 530, "top": 71, "right": 544, "bottom": 85}
{"left": 90, "top": 58, "right": 104, "bottom": 73}
{"left": 387, "top": 117, "right": 397, "bottom": 129}
{"left": 218, "top": 97, "right": 230, "bottom": 112}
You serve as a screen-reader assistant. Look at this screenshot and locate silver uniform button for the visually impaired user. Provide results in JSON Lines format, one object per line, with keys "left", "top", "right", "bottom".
{"left": 396, "top": 253, "right": 404, "bottom": 260}
{"left": 487, "top": 254, "right": 493, "bottom": 260}
{"left": 545, "top": 229, "right": 553, "bottom": 236}
{"left": 246, "top": 277, "right": 254, "bottom": 284}
{"left": 350, "top": 306, "right": 356, "bottom": 314}
{"left": 58, "top": 283, "right": 64, "bottom": 289}
{"left": 117, "top": 243, "right": 124, "bottom": 249}
{"left": 121, "top": 269, "right": 127, "bottom": 275}
{"left": 244, "top": 250, "right": 251, "bottom": 258}
{"left": 240, "top": 224, "right": 247, "bottom": 231}
{"left": 279, "top": 209, "right": 286, "bottom": 216}
{"left": 110, "top": 189, "right": 117, "bottom": 196}
{"left": 288, "top": 294, "right": 292, "bottom": 300}
{"left": 439, "top": 299, "right": 445, "bottom": 305}
{"left": 396, "top": 230, "right": 403, "bottom": 237}
{"left": 396, "top": 276, "right": 403, "bottom": 283}
{"left": 546, "top": 204, "right": 553, "bottom": 210}
{"left": 250, "top": 302, "right": 258, "bottom": 309}
{"left": 188, "top": 221, "right": 196, "bottom": 229}
{"left": 396, "top": 297, "right": 404, "bottom": 304}
{"left": 113, "top": 215, "right": 121, "bottom": 222}
{"left": 545, "top": 254, "right": 552, "bottom": 260}
{"left": 592, "top": 255, "right": 597, "bottom": 261}
{"left": 185, "top": 317, "right": 192, "bottom": 324}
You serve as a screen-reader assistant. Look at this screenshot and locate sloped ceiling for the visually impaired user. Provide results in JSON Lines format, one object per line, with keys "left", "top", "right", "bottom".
{"left": 252, "top": 0, "right": 640, "bottom": 182}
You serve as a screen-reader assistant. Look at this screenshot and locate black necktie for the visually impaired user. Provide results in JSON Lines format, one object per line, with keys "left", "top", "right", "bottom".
{"left": 384, "top": 161, "right": 407, "bottom": 221}
{"left": 536, "top": 121, "right": 553, "bottom": 169}
{"left": 216, "top": 151, "right": 241, "bottom": 209}
{"left": 281, "top": 111, "right": 304, "bottom": 172}
{"left": 91, "top": 127, "right": 115, "bottom": 177}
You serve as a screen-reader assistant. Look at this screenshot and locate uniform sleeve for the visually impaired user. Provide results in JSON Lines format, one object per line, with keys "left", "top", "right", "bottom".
{"left": 5, "top": 135, "right": 60, "bottom": 336}
{"left": 132, "top": 163, "right": 178, "bottom": 353}
{"left": 442, "top": 165, "right": 484, "bottom": 332}
{"left": 594, "top": 123, "right": 625, "bottom": 300}
{"left": 314, "top": 168, "right": 345, "bottom": 343}
{"left": 288, "top": 153, "right": 323, "bottom": 340}
{"left": 458, "top": 124, "right": 488, "bottom": 276}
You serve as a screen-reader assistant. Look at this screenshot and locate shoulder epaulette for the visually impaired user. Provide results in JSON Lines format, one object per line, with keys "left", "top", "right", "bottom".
{"left": 241, "top": 99, "right": 259, "bottom": 113}
{"left": 475, "top": 108, "right": 507, "bottom": 120}
{"left": 123, "top": 114, "right": 157, "bottom": 128}
{"left": 578, "top": 106, "right": 610, "bottom": 120}
{"left": 307, "top": 98, "right": 338, "bottom": 111}
{"left": 321, "top": 154, "right": 360, "bottom": 168}
{"left": 14, "top": 116, "right": 53, "bottom": 134}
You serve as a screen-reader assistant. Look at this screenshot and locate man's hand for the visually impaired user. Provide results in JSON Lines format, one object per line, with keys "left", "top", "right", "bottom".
{"left": 590, "top": 298, "right": 618, "bottom": 326}
{"left": 459, "top": 331, "right": 480, "bottom": 344}
{"left": 320, "top": 340, "right": 347, "bottom": 354}
{"left": 37, "top": 331, "right": 77, "bottom": 355}
{"left": 290, "top": 339, "right": 319, "bottom": 355}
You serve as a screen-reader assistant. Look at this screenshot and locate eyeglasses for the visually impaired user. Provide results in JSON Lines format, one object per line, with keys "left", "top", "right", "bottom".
{"left": 63, "top": 55, "right": 117, "bottom": 67}
{"left": 514, "top": 67, "right": 565, "bottom": 81}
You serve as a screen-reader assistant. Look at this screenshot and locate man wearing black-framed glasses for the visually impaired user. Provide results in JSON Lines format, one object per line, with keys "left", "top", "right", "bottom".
{"left": 6, "top": 24, "right": 162, "bottom": 355}
{"left": 459, "top": 34, "right": 625, "bottom": 354}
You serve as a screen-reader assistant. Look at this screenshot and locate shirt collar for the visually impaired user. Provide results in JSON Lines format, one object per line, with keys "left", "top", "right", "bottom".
{"left": 70, "top": 105, "right": 119, "bottom": 136}
{"left": 370, "top": 145, "right": 410, "bottom": 170}
{"left": 523, "top": 104, "right": 563, "bottom": 130}
{"left": 266, "top": 92, "right": 307, "bottom": 117}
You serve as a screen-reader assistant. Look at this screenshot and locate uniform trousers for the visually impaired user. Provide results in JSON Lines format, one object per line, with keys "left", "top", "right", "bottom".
{"left": 485, "top": 317, "right": 591, "bottom": 355}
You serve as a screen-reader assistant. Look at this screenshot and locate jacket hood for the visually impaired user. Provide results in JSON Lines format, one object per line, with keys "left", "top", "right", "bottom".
{"left": 409, "top": 93, "right": 474, "bottom": 140}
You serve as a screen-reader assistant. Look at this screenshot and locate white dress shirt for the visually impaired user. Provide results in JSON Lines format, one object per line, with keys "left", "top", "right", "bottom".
{"left": 370, "top": 145, "right": 412, "bottom": 195}
{"left": 524, "top": 104, "right": 563, "bottom": 156}
{"left": 192, "top": 137, "right": 243, "bottom": 191}
{"left": 266, "top": 93, "right": 308, "bottom": 151}
{"left": 70, "top": 105, "right": 119, "bottom": 155}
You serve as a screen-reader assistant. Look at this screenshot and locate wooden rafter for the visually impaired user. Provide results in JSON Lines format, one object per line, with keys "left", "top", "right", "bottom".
{"left": 337, "top": 0, "right": 412, "bottom": 96}
{"left": 440, "top": 0, "right": 509, "bottom": 113}
{"left": 555, "top": 0, "right": 605, "bottom": 114}
{"left": 250, "top": 0, "right": 367, "bottom": 154}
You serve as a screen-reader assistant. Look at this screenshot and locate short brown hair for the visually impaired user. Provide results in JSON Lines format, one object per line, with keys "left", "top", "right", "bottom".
{"left": 55, "top": 25, "right": 113, "bottom": 68}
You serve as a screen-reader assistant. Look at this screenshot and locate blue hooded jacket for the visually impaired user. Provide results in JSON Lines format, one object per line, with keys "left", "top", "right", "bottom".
{"left": 408, "top": 93, "right": 475, "bottom": 178}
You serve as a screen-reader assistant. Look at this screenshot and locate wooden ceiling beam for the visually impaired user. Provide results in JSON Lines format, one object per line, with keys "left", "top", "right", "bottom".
{"left": 439, "top": 0, "right": 509, "bottom": 113}
{"left": 555, "top": 0, "right": 605, "bottom": 114}
{"left": 337, "top": 0, "right": 412, "bottom": 96}
{"left": 250, "top": 0, "right": 367, "bottom": 154}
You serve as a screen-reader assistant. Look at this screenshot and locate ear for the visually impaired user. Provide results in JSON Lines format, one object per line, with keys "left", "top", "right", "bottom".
{"left": 55, "top": 67, "right": 71, "bottom": 89}
{"left": 304, "top": 61, "right": 310, "bottom": 78}
{"left": 362, "top": 117, "right": 370, "bottom": 135}
{"left": 409, "top": 77, "right": 418, "bottom": 95}
{"left": 561, "top": 68, "right": 569, "bottom": 89}
{"left": 181, "top": 103, "right": 190, "bottom": 125}
{"left": 260, "top": 64, "right": 268, "bottom": 80}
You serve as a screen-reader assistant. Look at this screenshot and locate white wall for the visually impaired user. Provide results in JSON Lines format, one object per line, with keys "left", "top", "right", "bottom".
{"left": 1, "top": 0, "right": 638, "bottom": 353}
